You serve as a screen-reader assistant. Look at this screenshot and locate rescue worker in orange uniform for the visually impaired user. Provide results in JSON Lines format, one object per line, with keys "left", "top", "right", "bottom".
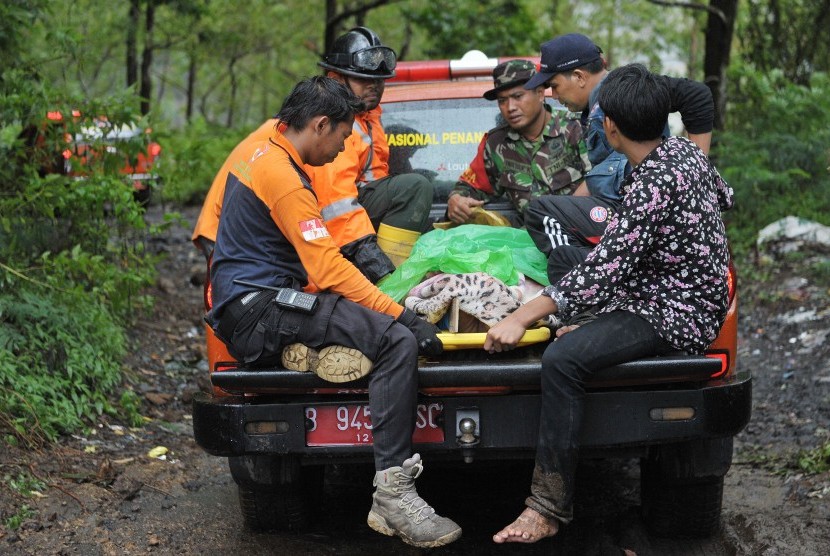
{"left": 314, "top": 26, "right": 433, "bottom": 273}
{"left": 193, "top": 27, "right": 433, "bottom": 283}
{"left": 207, "top": 76, "right": 460, "bottom": 548}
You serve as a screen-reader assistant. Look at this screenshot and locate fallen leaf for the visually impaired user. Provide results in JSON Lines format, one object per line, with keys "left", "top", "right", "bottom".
{"left": 147, "top": 446, "right": 168, "bottom": 459}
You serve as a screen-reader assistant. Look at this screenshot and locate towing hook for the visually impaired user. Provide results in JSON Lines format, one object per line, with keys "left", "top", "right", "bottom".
{"left": 457, "top": 417, "right": 480, "bottom": 463}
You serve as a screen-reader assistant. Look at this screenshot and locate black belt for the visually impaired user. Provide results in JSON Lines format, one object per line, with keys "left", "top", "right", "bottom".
{"left": 216, "top": 289, "right": 270, "bottom": 341}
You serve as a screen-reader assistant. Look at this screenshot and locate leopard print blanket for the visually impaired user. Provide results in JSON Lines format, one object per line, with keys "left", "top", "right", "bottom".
{"left": 404, "top": 272, "right": 558, "bottom": 330}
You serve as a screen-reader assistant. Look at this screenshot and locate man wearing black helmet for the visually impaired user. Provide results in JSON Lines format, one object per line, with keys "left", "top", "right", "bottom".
{"left": 193, "top": 27, "right": 432, "bottom": 284}
{"left": 313, "top": 26, "right": 433, "bottom": 275}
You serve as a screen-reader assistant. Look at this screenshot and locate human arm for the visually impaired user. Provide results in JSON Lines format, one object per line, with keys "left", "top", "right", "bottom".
{"left": 662, "top": 76, "right": 714, "bottom": 155}
{"left": 447, "top": 191, "right": 485, "bottom": 223}
{"left": 447, "top": 133, "right": 502, "bottom": 223}
{"left": 272, "top": 183, "right": 442, "bottom": 353}
{"left": 484, "top": 295, "right": 557, "bottom": 352}
{"left": 571, "top": 180, "right": 590, "bottom": 196}
{"left": 687, "top": 132, "right": 712, "bottom": 155}
{"left": 270, "top": 181, "right": 403, "bottom": 318}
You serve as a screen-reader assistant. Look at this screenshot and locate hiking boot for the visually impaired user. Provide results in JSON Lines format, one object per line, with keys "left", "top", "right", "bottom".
{"left": 367, "top": 453, "right": 462, "bottom": 548}
{"left": 281, "top": 344, "right": 373, "bottom": 383}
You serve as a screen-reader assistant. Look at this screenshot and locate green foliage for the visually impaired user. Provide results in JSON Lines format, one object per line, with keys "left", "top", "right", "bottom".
{"left": 798, "top": 441, "right": 830, "bottom": 474}
{"left": 1, "top": 50, "right": 159, "bottom": 444}
{"left": 406, "top": 0, "right": 543, "bottom": 58}
{"left": 4, "top": 472, "right": 47, "bottom": 497}
{"left": 740, "top": 0, "right": 830, "bottom": 85}
{"left": 0, "top": 1, "right": 47, "bottom": 77}
{"left": 119, "top": 389, "right": 145, "bottom": 428}
{"left": 0, "top": 286, "right": 127, "bottom": 441}
{"left": 3, "top": 504, "right": 35, "bottom": 531}
{"left": 716, "top": 64, "right": 830, "bottom": 254}
{"left": 154, "top": 118, "right": 248, "bottom": 204}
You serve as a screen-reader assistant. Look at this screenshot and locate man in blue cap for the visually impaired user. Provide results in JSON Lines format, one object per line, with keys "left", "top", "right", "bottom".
{"left": 522, "top": 34, "right": 715, "bottom": 292}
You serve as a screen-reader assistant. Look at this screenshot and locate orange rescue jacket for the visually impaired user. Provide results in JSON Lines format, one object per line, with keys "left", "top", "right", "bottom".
{"left": 306, "top": 106, "right": 389, "bottom": 248}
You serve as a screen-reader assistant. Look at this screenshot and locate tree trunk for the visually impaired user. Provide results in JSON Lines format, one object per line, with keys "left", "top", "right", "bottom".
{"left": 186, "top": 54, "right": 196, "bottom": 123}
{"left": 703, "top": 0, "right": 738, "bottom": 129}
{"left": 325, "top": 0, "right": 337, "bottom": 54}
{"left": 139, "top": 0, "right": 156, "bottom": 115}
{"left": 226, "top": 57, "right": 237, "bottom": 128}
{"left": 126, "top": 0, "right": 140, "bottom": 88}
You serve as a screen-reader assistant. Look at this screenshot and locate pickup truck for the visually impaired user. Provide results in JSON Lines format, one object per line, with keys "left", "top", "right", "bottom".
{"left": 191, "top": 51, "right": 751, "bottom": 539}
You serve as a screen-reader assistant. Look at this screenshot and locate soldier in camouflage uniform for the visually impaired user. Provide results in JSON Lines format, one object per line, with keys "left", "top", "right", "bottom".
{"left": 446, "top": 59, "right": 592, "bottom": 225}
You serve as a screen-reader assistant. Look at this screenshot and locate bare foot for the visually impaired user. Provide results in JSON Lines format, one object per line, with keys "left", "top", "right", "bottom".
{"left": 492, "top": 507, "right": 559, "bottom": 543}
{"left": 555, "top": 324, "right": 580, "bottom": 338}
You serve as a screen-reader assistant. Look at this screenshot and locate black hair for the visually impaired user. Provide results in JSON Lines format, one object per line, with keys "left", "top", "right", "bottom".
{"left": 597, "top": 63, "right": 669, "bottom": 142}
{"left": 277, "top": 76, "right": 365, "bottom": 130}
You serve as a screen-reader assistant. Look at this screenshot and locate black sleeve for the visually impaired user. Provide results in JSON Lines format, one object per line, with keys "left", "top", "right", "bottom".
{"left": 662, "top": 75, "right": 714, "bottom": 134}
{"left": 340, "top": 234, "right": 396, "bottom": 284}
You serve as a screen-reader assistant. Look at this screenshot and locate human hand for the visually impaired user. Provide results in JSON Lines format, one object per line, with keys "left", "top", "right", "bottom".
{"left": 483, "top": 317, "right": 527, "bottom": 353}
{"left": 447, "top": 194, "right": 485, "bottom": 224}
{"left": 396, "top": 308, "right": 444, "bottom": 356}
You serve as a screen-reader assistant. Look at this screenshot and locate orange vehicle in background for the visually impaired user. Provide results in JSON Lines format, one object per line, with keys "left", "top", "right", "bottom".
{"left": 32, "top": 110, "right": 162, "bottom": 205}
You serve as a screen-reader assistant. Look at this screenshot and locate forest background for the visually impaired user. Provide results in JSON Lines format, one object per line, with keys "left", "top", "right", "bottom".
{"left": 1, "top": 0, "right": 829, "bottom": 490}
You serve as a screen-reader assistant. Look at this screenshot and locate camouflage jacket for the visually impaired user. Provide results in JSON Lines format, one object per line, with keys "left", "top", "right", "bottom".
{"left": 451, "top": 105, "right": 586, "bottom": 218}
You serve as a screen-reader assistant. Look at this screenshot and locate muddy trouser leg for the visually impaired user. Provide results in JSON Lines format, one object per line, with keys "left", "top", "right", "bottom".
{"left": 308, "top": 297, "right": 419, "bottom": 470}
{"left": 358, "top": 174, "right": 434, "bottom": 233}
{"left": 228, "top": 294, "right": 419, "bottom": 471}
{"left": 527, "top": 310, "right": 672, "bottom": 523}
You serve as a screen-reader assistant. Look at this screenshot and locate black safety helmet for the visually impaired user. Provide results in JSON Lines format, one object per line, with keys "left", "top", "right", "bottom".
{"left": 318, "top": 26, "right": 397, "bottom": 80}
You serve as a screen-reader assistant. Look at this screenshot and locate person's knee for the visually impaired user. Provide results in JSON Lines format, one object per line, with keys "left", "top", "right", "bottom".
{"left": 386, "top": 321, "right": 419, "bottom": 359}
{"left": 541, "top": 340, "right": 585, "bottom": 388}
{"left": 402, "top": 173, "right": 433, "bottom": 203}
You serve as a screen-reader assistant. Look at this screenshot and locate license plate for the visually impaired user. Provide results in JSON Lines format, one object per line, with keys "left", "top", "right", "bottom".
{"left": 305, "top": 403, "right": 444, "bottom": 446}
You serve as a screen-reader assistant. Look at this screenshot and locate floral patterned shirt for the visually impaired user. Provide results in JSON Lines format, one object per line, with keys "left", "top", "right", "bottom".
{"left": 547, "top": 136, "right": 734, "bottom": 353}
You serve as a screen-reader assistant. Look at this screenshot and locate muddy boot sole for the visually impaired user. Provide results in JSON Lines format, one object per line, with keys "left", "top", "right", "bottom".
{"left": 281, "top": 344, "right": 372, "bottom": 383}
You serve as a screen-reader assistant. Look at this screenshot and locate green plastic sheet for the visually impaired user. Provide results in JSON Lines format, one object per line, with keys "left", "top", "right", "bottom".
{"left": 378, "top": 225, "right": 550, "bottom": 302}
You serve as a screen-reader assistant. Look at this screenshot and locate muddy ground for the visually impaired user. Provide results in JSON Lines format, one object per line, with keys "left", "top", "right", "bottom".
{"left": 1, "top": 204, "right": 829, "bottom": 555}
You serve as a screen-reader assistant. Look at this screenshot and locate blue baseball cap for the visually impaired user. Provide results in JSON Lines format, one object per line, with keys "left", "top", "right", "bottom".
{"left": 524, "top": 34, "right": 603, "bottom": 89}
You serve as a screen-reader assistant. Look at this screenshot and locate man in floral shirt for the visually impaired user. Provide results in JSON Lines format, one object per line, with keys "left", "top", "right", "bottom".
{"left": 484, "top": 64, "right": 734, "bottom": 544}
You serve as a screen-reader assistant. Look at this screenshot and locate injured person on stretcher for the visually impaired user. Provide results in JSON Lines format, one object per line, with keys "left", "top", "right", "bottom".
{"left": 404, "top": 271, "right": 559, "bottom": 334}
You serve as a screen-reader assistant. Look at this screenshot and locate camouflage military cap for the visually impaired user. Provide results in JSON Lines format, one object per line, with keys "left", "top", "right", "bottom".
{"left": 483, "top": 59, "right": 538, "bottom": 100}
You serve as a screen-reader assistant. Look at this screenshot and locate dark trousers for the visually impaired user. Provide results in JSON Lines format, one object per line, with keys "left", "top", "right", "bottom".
{"left": 525, "top": 310, "right": 672, "bottom": 523}
{"left": 223, "top": 291, "right": 419, "bottom": 471}
{"left": 525, "top": 195, "right": 619, "bottom": 283}
{"left": 358, "top": 173, "right": 434, "bottom": 233}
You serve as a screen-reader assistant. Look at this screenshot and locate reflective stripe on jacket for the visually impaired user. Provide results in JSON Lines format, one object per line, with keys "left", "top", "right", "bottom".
{"left": 308, "top": 106, "right": 389, "bottom": 247}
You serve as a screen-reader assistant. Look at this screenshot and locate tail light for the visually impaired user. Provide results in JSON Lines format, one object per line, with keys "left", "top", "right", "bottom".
{"left": 203, "top": 254, "right": 213, "bottom": 310}
{"left": 705, "top": 257, "right": 738, "bottom": 379}
{"left": 726, "top": 258, "right": 737, "bottom": 304}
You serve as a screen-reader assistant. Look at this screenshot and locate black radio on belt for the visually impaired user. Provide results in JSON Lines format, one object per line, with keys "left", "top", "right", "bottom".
{"left": 232, "top": 279, "right": 319, "bottom": 314}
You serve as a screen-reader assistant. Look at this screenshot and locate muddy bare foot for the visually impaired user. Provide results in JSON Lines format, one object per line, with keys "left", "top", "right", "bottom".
{"left": 492, "top": 507, "right": 559, "bottom": 543}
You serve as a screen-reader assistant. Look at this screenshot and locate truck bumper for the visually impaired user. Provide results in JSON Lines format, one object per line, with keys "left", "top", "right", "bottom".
{"left": 192, "top": 371, "right": 751, "bottom": 461}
